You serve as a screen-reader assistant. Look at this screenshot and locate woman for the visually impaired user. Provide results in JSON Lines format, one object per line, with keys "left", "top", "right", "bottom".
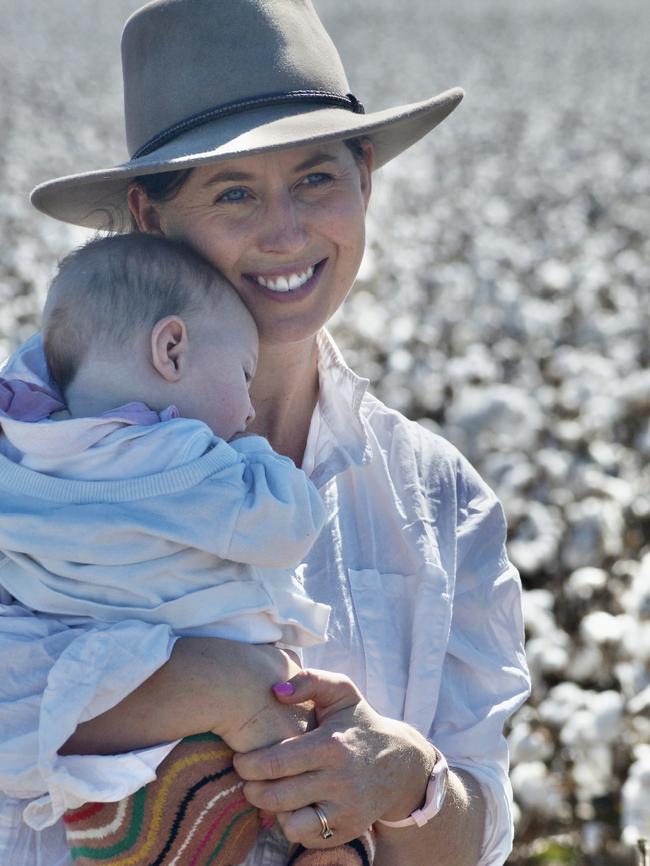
{"left": 0, "top": 1, "right": 530, "bottom": 864}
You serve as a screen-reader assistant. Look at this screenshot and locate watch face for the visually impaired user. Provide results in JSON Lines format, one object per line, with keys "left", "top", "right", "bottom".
{"left": 433, "top": 761, "right": 449, "bottom": 811}
{"left": 426, "top": 752, "right": 449, "bottom": 817}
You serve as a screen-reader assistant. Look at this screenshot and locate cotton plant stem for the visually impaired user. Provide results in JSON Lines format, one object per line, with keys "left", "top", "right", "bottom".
{"left": 637, "top": 838, "right": 648, "bottom": 866}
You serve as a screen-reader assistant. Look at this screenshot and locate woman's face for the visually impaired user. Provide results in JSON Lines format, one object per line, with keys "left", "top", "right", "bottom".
{"left": 135, "top": 140, "right": 372, "bottom": 345}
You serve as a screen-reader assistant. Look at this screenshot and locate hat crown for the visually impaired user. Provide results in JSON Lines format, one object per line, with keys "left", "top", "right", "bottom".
{"left": 122, "top": 0, "right": 351, "bottom": 157}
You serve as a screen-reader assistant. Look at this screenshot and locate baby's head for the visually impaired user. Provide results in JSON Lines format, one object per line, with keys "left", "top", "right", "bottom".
{"left": 43, "top": 234, "right": 258, "bottom": 440}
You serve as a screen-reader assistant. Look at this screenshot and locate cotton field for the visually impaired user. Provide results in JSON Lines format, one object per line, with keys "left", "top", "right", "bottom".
{"left": 1, "top": 0, "right": 649, "bottom": 862}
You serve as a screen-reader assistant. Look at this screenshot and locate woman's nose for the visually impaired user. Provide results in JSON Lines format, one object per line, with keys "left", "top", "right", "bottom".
{"left": 257, "top": 193, "right": 308, "bottom": 255}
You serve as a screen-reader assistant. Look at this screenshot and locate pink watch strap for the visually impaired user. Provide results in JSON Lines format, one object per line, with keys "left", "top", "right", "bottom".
{"left": 376, "top": 749, "right": 449, "bottom": 829}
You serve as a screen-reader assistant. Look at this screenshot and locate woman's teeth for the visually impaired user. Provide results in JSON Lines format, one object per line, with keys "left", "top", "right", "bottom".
{"left": 255, "top": 266, "right": 314, "bottom": 292}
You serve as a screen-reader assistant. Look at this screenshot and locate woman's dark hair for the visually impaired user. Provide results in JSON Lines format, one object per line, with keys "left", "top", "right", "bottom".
{"left": 130, "top": 137, "right": 368, "bottom": 229}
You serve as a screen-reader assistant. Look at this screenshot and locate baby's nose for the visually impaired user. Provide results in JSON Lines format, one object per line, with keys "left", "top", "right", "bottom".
{"left": 246, "top": 404, "right": 256, "bottom": 426}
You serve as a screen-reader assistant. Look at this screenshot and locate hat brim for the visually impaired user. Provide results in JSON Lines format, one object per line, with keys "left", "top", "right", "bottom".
{"left": 30, "top": 87, "right": 463, "bottom": 230}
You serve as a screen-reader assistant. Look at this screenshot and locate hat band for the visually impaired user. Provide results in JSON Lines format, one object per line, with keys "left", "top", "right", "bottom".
{"left": 132, "top": 90, "right": 366, "bottom": 160}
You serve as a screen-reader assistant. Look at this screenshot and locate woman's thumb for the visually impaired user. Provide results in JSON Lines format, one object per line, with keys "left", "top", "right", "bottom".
{"left": 272, "top": 668, "right": 361, "bottom": 716}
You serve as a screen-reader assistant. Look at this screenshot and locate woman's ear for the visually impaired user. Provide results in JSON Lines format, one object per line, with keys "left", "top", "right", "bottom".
{"left": 150, "top": 316, "right": 188, "bottom": 382}
{"left": 128, "top": 184, "right": 163, "bottom": 234}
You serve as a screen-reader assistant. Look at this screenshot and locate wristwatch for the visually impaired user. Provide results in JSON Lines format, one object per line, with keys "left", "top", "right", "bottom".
{"left": 376, "top": 748, "right": 449, "bottom": 829}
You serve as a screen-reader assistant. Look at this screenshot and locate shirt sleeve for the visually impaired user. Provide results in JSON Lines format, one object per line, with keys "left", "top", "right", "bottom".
{"left": 222, "top": 436, "right": 327, "bottom": 568}
{"left": 431, "top": 453, "right": 530, "bottom": 866}
{"left": 0, "top": 601, "right": 178, "bottom": 830}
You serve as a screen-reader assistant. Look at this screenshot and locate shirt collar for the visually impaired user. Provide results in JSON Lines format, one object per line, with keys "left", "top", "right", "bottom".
{"left": 305, "top": 330, "right": 373, "bottom": 487}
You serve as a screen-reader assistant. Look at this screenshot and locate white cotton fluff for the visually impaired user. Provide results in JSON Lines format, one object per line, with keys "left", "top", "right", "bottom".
{"left": 508, "top": 721, "right": 554, "bottom": 765}
{"left": 565, "top": 567, "right": 608, "bottom": 600}
{"left": 622, "top": 745, "right": 650, "bottom": 845}
{"left": 510, "top": 761, "right": 567, "bottom": 817}
{"left": 522, "top": 589, "right": 556, "bottom": 637}
{"left": 560, "top": 690, "right": 624, "bottom": 746}
{"left": 538, "top": 682, "right": 589, "bottom": 727}
{"left": 580, "top": 611, "right": 631, "bottom": 646}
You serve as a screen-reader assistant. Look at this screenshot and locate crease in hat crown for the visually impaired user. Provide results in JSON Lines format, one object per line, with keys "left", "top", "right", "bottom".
{"left": 30, "top": 0, "right": 464, "bottom": 230}
{"left": 122, "top": 0, "right": 352, "bottom": 159}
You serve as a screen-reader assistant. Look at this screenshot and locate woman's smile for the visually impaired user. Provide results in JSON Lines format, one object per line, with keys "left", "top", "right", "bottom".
{"left": 243, "top": 259, "right": 327, "bottom": 301}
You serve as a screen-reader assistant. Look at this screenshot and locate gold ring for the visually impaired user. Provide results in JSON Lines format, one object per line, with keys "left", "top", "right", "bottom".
{"left": 311, "top": 803, "right": 334, "bottom": 839}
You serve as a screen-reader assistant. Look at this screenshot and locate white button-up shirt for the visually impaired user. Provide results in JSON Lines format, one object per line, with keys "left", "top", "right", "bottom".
{"left": 0, "top": 331, "right": 530, "bottom": 865}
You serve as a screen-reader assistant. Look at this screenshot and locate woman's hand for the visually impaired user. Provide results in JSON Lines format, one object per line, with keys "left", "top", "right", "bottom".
{"left": 233, "top": 669, "right": 436, "bottom": 848}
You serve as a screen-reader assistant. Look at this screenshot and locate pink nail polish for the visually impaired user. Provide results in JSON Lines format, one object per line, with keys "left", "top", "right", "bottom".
{"left": 273, "top": 681, "right": 295, "bottom": 696}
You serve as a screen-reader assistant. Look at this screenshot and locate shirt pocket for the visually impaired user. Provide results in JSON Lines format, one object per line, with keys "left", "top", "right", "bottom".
{"left": 347, "top": 567, "right": 451, "bottom": 732}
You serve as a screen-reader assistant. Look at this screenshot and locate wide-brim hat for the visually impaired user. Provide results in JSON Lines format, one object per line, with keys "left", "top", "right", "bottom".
{"left": 30, "top": 0, "right": 464, "bottom": 231}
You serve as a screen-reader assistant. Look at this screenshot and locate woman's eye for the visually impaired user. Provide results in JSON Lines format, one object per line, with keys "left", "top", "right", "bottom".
{"left": 301, "top": 172, "right": 332, "bottom": 187}
{"left": 216, "top": 187, "right": 250, "bottom": 203}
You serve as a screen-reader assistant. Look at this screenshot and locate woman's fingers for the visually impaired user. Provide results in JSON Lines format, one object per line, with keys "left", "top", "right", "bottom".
{"left": 234, "top": 725, "right": 333, "bottom": 781}
{"left": 242, "top": 770, "right": 324, "bottom": 812}
{"left": 277, "top": 803, "right": 340, "bottom": 847}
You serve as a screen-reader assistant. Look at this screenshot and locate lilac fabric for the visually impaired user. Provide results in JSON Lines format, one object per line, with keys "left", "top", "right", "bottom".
{"left": 101, "top": 402, "right": 180, "bottom": 425}
{"left": 0, "top": 379, "right": 178, "bottom": 427}
{"left": 0, "top": 379, "right": 64, "bottom": 422}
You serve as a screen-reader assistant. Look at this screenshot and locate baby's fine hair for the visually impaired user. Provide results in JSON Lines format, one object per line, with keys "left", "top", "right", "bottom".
{"left": 43, "top": 233, "right": 233, "bottom": 393}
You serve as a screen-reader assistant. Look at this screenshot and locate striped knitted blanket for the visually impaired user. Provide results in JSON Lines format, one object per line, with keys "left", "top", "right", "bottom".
{"left": 63, "top": 733, "right": 259, "bottom": 866}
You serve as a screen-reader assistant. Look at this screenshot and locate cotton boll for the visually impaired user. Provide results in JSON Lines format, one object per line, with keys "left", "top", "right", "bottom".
{"left": 619, "top": 369, "right": 650, "bottom": 412}
{"left": 346, "top": 291, "right": 387, "bottom": 344}
{"left": 522, "top": 589, "right": 556, "bottom": 637}
{"left": 535, "top": 447, "right": 575, "bottom": 483}
{"left": 621, "top": 555, "right": 650, "bottom": 617}
{"left": 482, "top": 452, "right": 537, "bottom": 495}
{"left": 389, "top": 348, "right": 413, "bottom": 374}
{"left": 446, "top": 343, "right": 501, "bottom": 387}
{"left": 570, "top": 743, "right": 613, "bottom": 800}
{"left": 538, "top": 682, "right": 590, "bottom": 728}
{"left": 622, "top": 745, "right": 650, "bottom": 845}
{"left": 565, "top": 567, "right": 608, "bottom": 601}
{"left": 591, "top": 690, "right": 625, "bottom": 742}
{"left": 580, "top": 465, "right": 634, "bottom": 508}
{"left": 509, "top": 721, "right": 554, "bottom": 765}
{"left": 628, "top": 686, "right": 650, "bottom": 716}
{"left": 562, "top": 497, "right": 625, "bottom": 569}
{"left": 560, "top": 691, "right": 623, "bottom": 747}
{"left": 526, "top": 630, "right": 571, "bottom": 684}
{"left": 509, "top": 502, "right": 564, "bottom": 574}
{"left": 622, "top": 622, "right": 650, "bottom": 662}
{"left": 569, "top": 644, "right": 606, "bottom": 684}
{"left": 537, "top": 259, "right": 572, "bottom": 292}
{"left": 560, "top": 707, "right": 599, "bottom": 747}
{"left": 616, "top": 661, "right": 650, "bottom": 703}
{"left": 445, "top": 384, "right": 543, "bottom": 463}
{"left": 510, "top": 761, "right": 568, "bottom": 818}
{"left": 580, "top": 611, "right": 631, "bottom": 646}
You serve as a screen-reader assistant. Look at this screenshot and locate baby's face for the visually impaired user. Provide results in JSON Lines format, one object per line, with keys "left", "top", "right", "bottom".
{"left": 180, "top": 290, "right": 258, "bottom": 440}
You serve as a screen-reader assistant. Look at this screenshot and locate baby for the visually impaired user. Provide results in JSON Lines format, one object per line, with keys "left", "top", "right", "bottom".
{"left": 0, "top": 235, "right": 375, "bottom": 866}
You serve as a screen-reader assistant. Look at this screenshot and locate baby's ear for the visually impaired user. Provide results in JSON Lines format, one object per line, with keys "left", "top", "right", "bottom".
{"left": 151, "top": 316, "right": 188, "bottom": 382}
